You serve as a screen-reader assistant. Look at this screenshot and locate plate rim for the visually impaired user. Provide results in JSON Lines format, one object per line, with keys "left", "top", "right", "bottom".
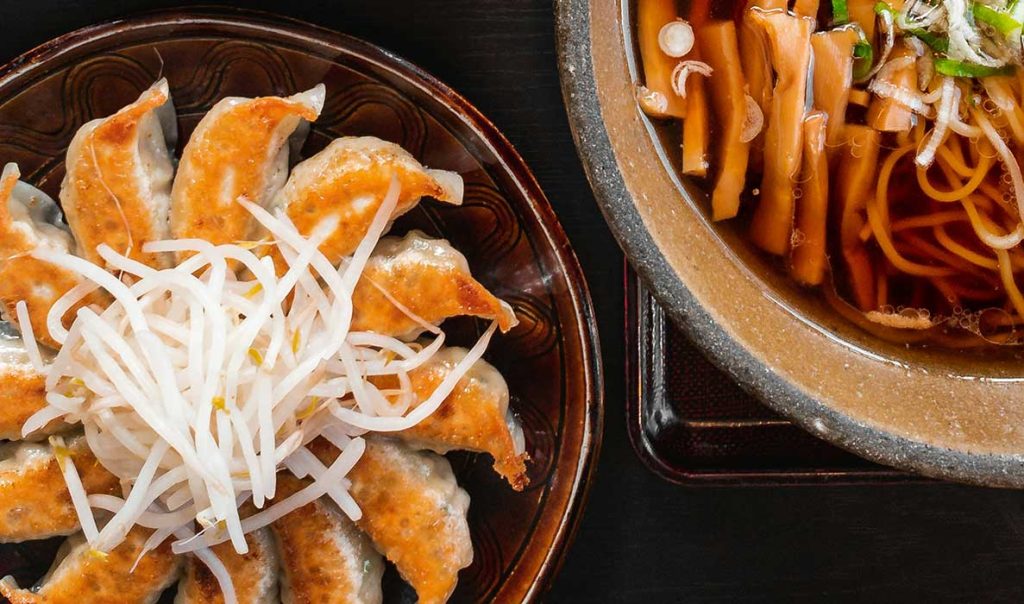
{"left": 0, "top": 7, "right": 605, "bottom": 599}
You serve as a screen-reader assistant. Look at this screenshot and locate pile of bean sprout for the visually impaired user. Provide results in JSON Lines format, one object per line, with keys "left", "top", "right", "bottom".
{"left": 17, "top": 177, "right": 496, "bottom": 598}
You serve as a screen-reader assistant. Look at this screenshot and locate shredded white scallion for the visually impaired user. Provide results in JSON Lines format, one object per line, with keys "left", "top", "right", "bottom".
{"left": 868, "top": 78, "right": 934, "bottom": 117}
{"left": 917, "top": 77, "right": 960, "bottom": 168}
{"left": 859, "top": 9, "right": 896, "bottom": 83}
{"left": 740, "top": 95, "right": 764, "bottom": 144}
{"left": 670, "top": 60, "right": 713, "bottom": 98}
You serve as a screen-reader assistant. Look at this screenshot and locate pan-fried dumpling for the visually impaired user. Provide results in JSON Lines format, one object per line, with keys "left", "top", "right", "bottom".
{"left": 312, "top": 437, "right": 472, "bottom": 604}
{"left": 395, "top": 347, "right": 528, "bottom": 489}
{"left": 0, "top": 321, "right": 51, "bottom": 440}
{"left": 351, "top": 231, "right": 517, "bottom": 339}
{"left": 274, "top": 136, "right": 463, "bottom": 264}
{"left": 0, "top": 164, "right": 98, "bottom": 349}
{"left": 169, "top": 86, "right": 325, "bottom": 262}
{"left": 61, "top": 79, "right": 177, "bottom": 269}
{"left": 271, "top": 474, "right": 384, "bottom": 604}
{"left": 175, "top": 528, "right": 278, "bottom": 604}
{"left": 0, "top": 438, "right": 118, "bottom": 542}
{"left": 0, "top": 526, "right": 181, "bottom": 604}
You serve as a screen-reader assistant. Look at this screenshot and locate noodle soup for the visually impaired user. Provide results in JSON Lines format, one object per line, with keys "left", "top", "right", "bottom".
{"left": 635, "top": 0, "right": 1024, "bottom": 346}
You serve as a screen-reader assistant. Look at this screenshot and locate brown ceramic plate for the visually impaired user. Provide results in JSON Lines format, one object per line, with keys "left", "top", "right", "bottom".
{"left": 0, "top": 8, "right": 602, "bottom": 602}
{"left": 556, "top": 0, "right": 1024, "bottom": 488}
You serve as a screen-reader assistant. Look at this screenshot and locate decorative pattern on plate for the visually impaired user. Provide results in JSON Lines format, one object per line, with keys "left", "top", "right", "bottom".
{"left": 0, "top": 9, "right": 600, "bottom": 603}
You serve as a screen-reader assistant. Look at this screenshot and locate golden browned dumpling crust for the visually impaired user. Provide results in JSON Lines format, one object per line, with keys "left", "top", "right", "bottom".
{"left": 0, "top": 165, "right": 102, "bottom": 349}
{"left": 309, "top": 438, "right": 472, "bottom": 604}
{"left": 271, "top": 474, "right": 383, "bottom": 604}
{"left": 170, "top": 87, "right": 324, "bottom": 263}
{"left": 0, "top": 438, "right": 118, "bottom": 543}
{"left": 0, "top": 360, "right": 47, "bottom": 441}
{"left": 0, "top": 526, "right": 181, "bottom": 604}
{"left": 351, "top": 231, "right": 517, "bottom": 339}
{"left": 277, "top": 136, "right": 462, "bottom": 265}
{"left": 61, "top": 79, "right": 176, "bottom": 270}
{"left": 175, "top": 528, "right": 278, "bottom": 604}
{"left": 394, "top": 347, "right": 528, "bottom": 490}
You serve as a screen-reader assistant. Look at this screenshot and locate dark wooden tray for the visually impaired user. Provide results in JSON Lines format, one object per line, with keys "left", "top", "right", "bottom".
{"left": 625, "top": 266, "right": 922, "bottom": 485}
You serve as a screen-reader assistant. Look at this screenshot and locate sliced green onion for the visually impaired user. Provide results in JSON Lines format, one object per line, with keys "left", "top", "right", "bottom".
{"left": 972, "top": 2, "right": 1023, "bottom": 35}
{"left": 872, "top": 0, "right": 950, "bottom": 51}
{"left": 934, "top": 57, "right": 1016, "bottom": 78}
{"left": 873, "top": 1, "right": 952, "bottom": 52}
{"left": 908, "top": 28, "right": 949, "bottom": 52}
{"left": 833, "top": 0, "right": 850, "bottom": 24}
{"left": 853, "top": 40, "right": 875, "bottom": 81}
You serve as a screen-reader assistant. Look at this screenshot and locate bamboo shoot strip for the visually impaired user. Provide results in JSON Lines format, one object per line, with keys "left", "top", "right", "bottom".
{"left": 637, "top": 0, "right": 688, "bottom": 118}
{"left": 811, "top": 28, "right": 859, "bottom": 151}
{"left": 791, "top": 113, "right": 830, "bottom": 286}
{"left": 836, "top": 125, "right": 883, "bottom": 310}
{"left": 737, "top": 0, "right": 787, "bottom": 171}
{"left": 749, "top": 10, "right": 815, "bottom": 255}
{"left": 699, "top": 20, "right": 751, "bottom": 220}
{"left": 867, "top": 41, "right": 918, "bottom": 132}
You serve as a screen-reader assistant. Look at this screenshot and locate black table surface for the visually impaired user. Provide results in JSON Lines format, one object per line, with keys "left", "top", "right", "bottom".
{"left": 5, "top": 1, "right": 1024, "bottom": 602}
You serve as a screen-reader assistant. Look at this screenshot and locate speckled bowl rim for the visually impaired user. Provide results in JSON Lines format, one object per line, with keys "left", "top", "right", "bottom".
{"left": 554, "top": 0, "right": 1024, "bottom": 487}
